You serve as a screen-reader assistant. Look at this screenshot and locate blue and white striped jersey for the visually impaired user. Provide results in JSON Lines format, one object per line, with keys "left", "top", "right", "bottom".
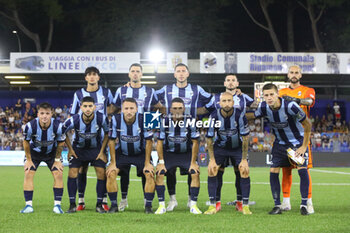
{"left": 158, "top": 115, "right": 200, "bottom": 153}
{"left": 113, "top": 86, "right": 158, "bottom": 113}
{"left": 109, "top": 113, "right": 153, "bottom": 156}
{"left": 23, "top": 118, "right": 65, "bottom": 154}
{"left": 254, "top": 98, "right": 306, "bottom": 146}
{"left": 206, "top": 108, "right": 249, "bottom": 149}
{"left": 62, "top": 112, "right": 109, "bottom": 149}
{"left": 70, "top": 86, "right": 113, "bottom": 115}
{"left": 156, "top": 84, "right": 212, "bottom": 117}
{"left": 205, "top": 93, "right": 253, "bottom": 114}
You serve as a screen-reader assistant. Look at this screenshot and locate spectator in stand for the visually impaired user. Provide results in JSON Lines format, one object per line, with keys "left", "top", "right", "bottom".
{"left": 341, "top": 120, "right": 349, "bottom": 133}
{"left": 332, "top": 134, "right": 340, "bottom": 152}
{"left": 322, "top": 134, "right": 331, "bottom": 149}
{"left": 314, "top": 131, "right": 322, "bottom": 148}
{"left": 333, "top": 102, "right": 341, "bottom": 120}
{"left": 326, "top": 104, "right": 333, "bottom": 121}
{"left": 14, "top": 99, "right": 23, "bottom": 115}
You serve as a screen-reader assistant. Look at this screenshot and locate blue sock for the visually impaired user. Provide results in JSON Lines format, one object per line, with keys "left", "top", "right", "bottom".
{"left": 240, "top": 177, "right": 250, "bottom": 205}
{"left": 121, "top": 173, "right": 129, "bottom": 199}
{"left": 96, "top": 179, "right": 106, "bottom": 204}
{"left": 190, "top": 187, "right": 200, "bottom": 202}
{"left": 24, "top": 190, "right": 33, "bottom": 203}
{"left": 208, "top": 176, "right": 217, "bottom": 204}
{"left": 108, "top": 192, "right": 118, "bottom": 207}
{"left": 156, "top": 185, "right": 165, "bottom": 202}
{"left": 144, "top": 192, "right": 154, "bottom": 207}
{"left": 166, "top": 170, "right": 176, "bottom": 196}
{"left": 53, "top": 188, "right": 63, "bottom": 202}
{"left": 298, "top": 169, "right": 309, "bottom": 206}
{"left": 235, "top": 170, "right": 242, "bottom": 201}
{"left": 270, "top": 172, "right": 281, "bottom": 206}
{"left": 78, "top": 173, "right": 87, "bottom": 199}
{"left": 67, "top": 177, "right": 77, "bottom": 204}
{"left": 216, "top": 170, "right": 223, "bottom": 201}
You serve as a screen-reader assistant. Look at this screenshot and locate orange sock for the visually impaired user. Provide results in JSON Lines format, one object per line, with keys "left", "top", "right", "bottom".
{"left": 282, "top": 166, "right": 293, "bottom": 198}
{"left": 308, "top": 169, "right": 312, "bottom": 198}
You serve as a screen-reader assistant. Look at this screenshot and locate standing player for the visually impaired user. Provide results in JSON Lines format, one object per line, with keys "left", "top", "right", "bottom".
{"left": 279, "top": 65, "right": 315, "bottom": 213}
{"left": 63, "top": 97, "right": 109, "bottom": 213}
{"left": 156, "top": 63, "right": 212, "bottom": 211}
{"left": 70, "top": 66, "right": 113, "bottom": 211}
{"left": 20, "top": 102, "right": 65, "bottom": 214}
{"left": 113, "top": 63, "right": 161, "bottom": 211}
{"left": 106, "top": 98, "right": 155, "bottom": 214}
{"left": 154, "top": 98, "right": 202, "bottom": 214}
{"left": 251, "top": 83, "right": 312, "bottom": 215}
{"left": 205, "top": 92, "right": 251, "bottom": 215}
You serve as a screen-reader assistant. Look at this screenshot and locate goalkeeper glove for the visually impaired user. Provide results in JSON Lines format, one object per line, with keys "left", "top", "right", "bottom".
{"left": 282, "top": 95, "right": 301, "bottom": 104}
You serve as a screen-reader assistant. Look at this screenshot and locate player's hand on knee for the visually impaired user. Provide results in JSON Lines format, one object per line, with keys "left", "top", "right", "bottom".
{"left": 96, "top": 152, "right": 107, "bottom": 163}
{"left": 24, "top": 160, "right": 35, "bottom": 173}
{"left": 106, "top": 163, "right": 117, "bottom": 177}
{"left": 208, "top": 160, "right": 219, "bottom": 176}
{"left": 156, "top": 164, "right": 166, "bottom": 176}
{"left": 52, "top": 161, "right": 64, "bottom": 172}
{"left": 189, "top": 162, "right": 200, "bottom": 175}
{"left": 295, "top": 146, "right": 307, "bottom": 157}
{"left": 239, "top": 159, "right": 249, "bottom": 176}
{"left": 143, "top": 163, "right": 155, "bottom": 178}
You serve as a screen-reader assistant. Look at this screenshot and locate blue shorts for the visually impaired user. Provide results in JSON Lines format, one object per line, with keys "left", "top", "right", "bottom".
{"left": 164, "top": 151, "right": 192, "bottom": 175}
{"left": 69, "top": 146, "right": 106, "bottom": 168}
{"left": 214, "top": 146, "right": 243, "bottom": 167}
{"left": 271, "top": 143, "right": 309, "bottom": 168}
{"left": 25, "top": 149, "right": 60, "bottom": 171}
{"left": 115, "top": 151, "right": 145, "bottom": 177}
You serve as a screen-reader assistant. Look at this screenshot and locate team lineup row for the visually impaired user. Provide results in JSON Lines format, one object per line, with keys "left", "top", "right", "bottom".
{"left": 20, "top": 63, "right": 315, "bottom": 215}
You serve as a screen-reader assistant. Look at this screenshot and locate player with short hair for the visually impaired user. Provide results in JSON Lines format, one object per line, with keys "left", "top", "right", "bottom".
{"left": 63, "top": 96, "right": 109, "bottom": 213}
{"left": 205, "top": 92, "right": 251, "bottom": 215}
{"left": 21, "top": 102, "right": 65, "bottom": 214}
{"left": 156, "top": 63, "right": 212, "bottom": 211}
{"left": 279, "top": 65, "right": 316, "bottom": 214}
{"left": 251, "top": 83, "right": 312, "bottom": 215}
{"left": 113, "top": 63, "right": 161, "bottom": 211}
{"left": 106, "top": 98, "right": 155, "bottom": 214}
{"left": 70, "top": 66, "right": 113, "bottom": 211}
{"left": 154, "top": 98, "right": 202, "bottom": 215}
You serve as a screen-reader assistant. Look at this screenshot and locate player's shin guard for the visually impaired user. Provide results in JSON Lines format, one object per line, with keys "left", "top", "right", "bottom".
{"left": 120, "top": 174, "right": 130, "bottom": 199}
{"left": 53, "top": 188, "right": 63, "bottom": 205}
{"left": 166, "top": 170, "right": 176, "bottom": 196}
{"left": 24, "top": 190, "right": 33, "bottom": 206}
{"left": 190, "top": 187, "right": 200, "bottom": 204}
{"left": 235, "top": 170, "right": 242, "bottom": 201}
{"left": 108, "top": 192, "right": 118, "bottom": 207}
{"left": 216, "top": 170, "right": 223, "bottom": 202}
{"left": 240, "top": 177, "right": 250, "bottom": 205}
{"left": 144, "top": 193, "right": 155, "bottom": 207}
{"left": 270, "top": 173, "right": 281, "bottom": 206}
{"left": 67, "top": 177, "right": 78, "bottom": 204}
{"left": 282, "top": 167, "right": 293, "bottom": 198}
{"left": 96, "top": 179, "right": 106, "bottom": 204}
{"left": 208, "top": 177, "right": 217, "bottom": 205}
{"left": 298, "top": 169, "right": 309, "bottom": 206}
{"left": 156, "top": 185, "right": 165, "bottom": 204}
{"left": 78, "top": 172, "right": 87, "bottom": 199}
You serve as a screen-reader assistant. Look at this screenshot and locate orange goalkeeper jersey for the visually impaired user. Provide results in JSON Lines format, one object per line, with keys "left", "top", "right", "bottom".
{"left": 279, "top": 85, "right": 315, "bottom": 117}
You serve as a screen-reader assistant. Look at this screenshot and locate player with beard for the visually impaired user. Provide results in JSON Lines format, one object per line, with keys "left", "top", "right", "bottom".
{"left": 279, "top": 65, "right": 315, "bottom": 214}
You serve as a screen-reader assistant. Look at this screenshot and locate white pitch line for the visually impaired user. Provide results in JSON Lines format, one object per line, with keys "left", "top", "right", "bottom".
{"left": 310, "top": 169, "right": 350, "bottom": 175}
{"left": 87, "top": 176, "right": 350, "bottom": 186}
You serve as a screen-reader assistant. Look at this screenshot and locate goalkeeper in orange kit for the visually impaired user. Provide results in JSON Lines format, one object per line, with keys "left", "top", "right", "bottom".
{"left": 279, "top": 65, "right": 315, "bottom": 214}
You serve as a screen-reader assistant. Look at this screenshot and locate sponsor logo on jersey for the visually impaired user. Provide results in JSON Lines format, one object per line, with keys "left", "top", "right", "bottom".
{"left": 167, "top": 136, "right": 188, "bottom": 143}
{"left": 218, "top": 129, "right": 238, "bottom": 136}
{"left": 270, "top": 122, "right": 289, "bottom": 129}
{"left": 120, "top": 135, "right": 140, "bottom": 143}
{"left": 77, "top": 132, "right": 98, "bottom": 139}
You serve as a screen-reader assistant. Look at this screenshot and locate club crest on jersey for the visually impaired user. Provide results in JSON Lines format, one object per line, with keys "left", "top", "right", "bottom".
{"left": 298, "top": 91, "right": 302, "bottom": 96}
{"left": 101, "top": 96, "right": 105, "bottom": 101}
{"left": 168, "top": 136, "right": 187, "bottom": 143}
{"left": 95, "top": 125, "right": 100, "bottom": 131}
{"left": 121, "top": 135, "right": 140, "bottom": 143}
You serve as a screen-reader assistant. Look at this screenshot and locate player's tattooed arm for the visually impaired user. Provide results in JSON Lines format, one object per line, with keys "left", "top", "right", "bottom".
{"left": 189, "top": 139, "right": 200, "bottom": 174}
{"left": 296, "top": 117, "right": 312, "bottom": 157}
{"left": 156, "top": 139, "right": 166, "bottom": 175}
{"left": 65, "top": 137, "right": 77, "bottom": 159}
{"left": 299, "top": 98, "right": 314, "bottom": 106}
{"left": 242, "top": 135, "right": 249, "bottom": 160}
{"left": 144, "top": 139, "right": 154, "bottom": 177}
{"left": 96, "top": 134, "right": 108, "bottom": 163}
{"left": 23, "top": 140, "right": 35, "bottom": 172}
{"left": 106, "top": 139, "right": 117, "bottom": 176}
{"left": 206, "top": 137, "right": 218, "bottom": 176}
{"left": 52, "top": 142, "right": 64, "bottom": 172}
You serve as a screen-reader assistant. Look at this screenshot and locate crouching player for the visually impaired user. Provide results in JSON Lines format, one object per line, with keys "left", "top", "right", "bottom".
{"left": 154, "top": 98, "right": 202, "bottom": 215}
{"left": 106, "top": 98, "right": 155, "bottom": 214}
{"left": 205, "top": 92, "right": 251, "bottom": 215}
{"left": 250, "top": 84, "right": 311, "bottom": 215}
{"left": 21, "top": 102, "right": 65, "bottom": 214}
{"left": 63, "top": 96, "right": 109, "bottom": 213}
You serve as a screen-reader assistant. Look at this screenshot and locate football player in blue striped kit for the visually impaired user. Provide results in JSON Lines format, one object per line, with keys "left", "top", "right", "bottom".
{"left": 63, "top": 96, "right": 109, "bottom": 213}
{"left": 200, "top": 74, "right": 254, "bottom": 212}
{"left": 70, "top": 66, "right": 113, "bottom": 211}
{"left": 154, "top": 98, "right": 202, "bottom": 215}
{"left": 250, "top": 83, "right": 312, "bottom": 215}
{"left": 204, "top": 92, "right": 252, "bottom": 215}
{"left": 20, "top": 102, "right": 66, "bottom": 214}
{"left": 156, "top": 63, "right": 212, "bottom": 211}
{"left": 112, "top": 63, "right": 161, "bottom": 211}
{"left": 106, "top": 98, "right": 155, "bottom": 214}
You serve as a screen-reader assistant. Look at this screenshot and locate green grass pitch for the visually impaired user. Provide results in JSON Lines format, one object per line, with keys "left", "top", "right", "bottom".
{"left": 1, "top": 166, "right": 350, "bottom": 233}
